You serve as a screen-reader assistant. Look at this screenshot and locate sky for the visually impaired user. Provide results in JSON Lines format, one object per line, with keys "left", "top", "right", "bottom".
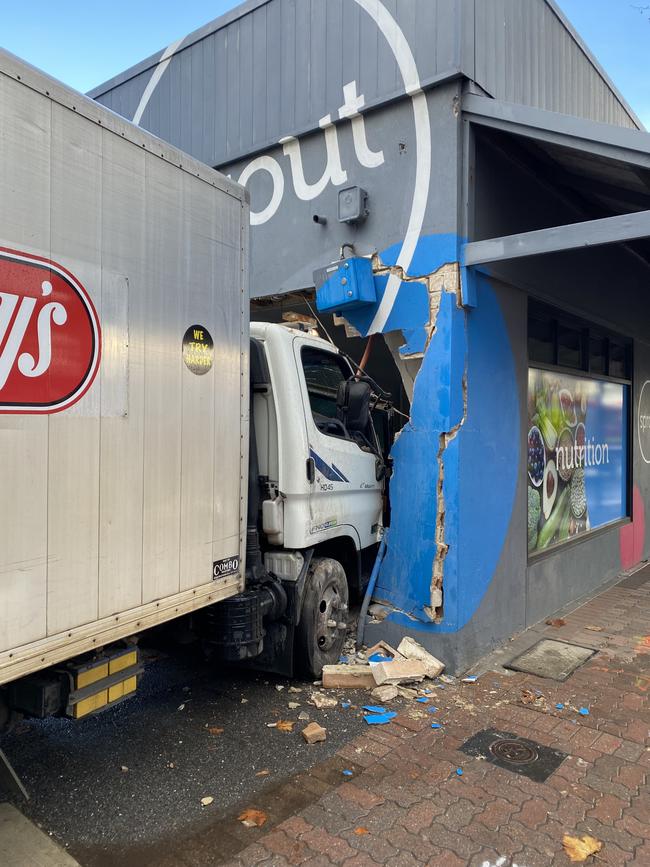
{"left": 0, "top": 0, "right": 648, "bottom": 127}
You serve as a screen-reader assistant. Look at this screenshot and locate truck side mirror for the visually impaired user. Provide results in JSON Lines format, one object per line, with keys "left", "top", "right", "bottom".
{"left": 336, "top": 379, "right": 371, "bottom": 434}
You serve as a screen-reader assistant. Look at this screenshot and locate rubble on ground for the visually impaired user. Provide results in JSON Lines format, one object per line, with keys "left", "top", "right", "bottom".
{"left": 301, "top": 722, "right": 327, "bottom": 744}
{"left": 321, "top": 636, "right": 445, "bottom": 692}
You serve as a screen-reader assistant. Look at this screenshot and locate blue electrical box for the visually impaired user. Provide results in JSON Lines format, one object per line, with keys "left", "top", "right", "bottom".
{"left": 314, "top": 257, "right": 377, "bottom": 314}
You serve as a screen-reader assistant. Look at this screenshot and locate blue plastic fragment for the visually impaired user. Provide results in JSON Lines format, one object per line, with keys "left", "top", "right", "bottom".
{"left": 342, "top": 769, "right": 353, "bottom": 777}
{"left": 341, "top": 701, "right": 351, "bottom": 709}
{"left": 339, "top": 655, "right": 349, "bottom": 664}
{"left": 363, "top": 705, "right": 387, "bottom": 714}
{"left": 428, "top": 706, "right": 439, "bottom": 713}
{"left": 363, "top": 712, "right": 397, "bottom": 725}
{"left": 416, "top": 697, "right": 429, "bottom": 704}
{"left": 368, "top": 653, "right": 393, "bottom": 663}
{"left": 423, "top": 688, "right": 432, "bottom": 694}
{"left": 430, "top": 723, "right": 442, "bottom": 729}
{"left": 456, "top": 768, "right": 463, "bottom": 776}
{"left": 579, "top": 707, "right": 590, "bottom": 716}
{"left": 555, "top": 702, "right": 564, "bottom": 710}
{"left": 462, "top": 676, "right": 478, "bottom": 683}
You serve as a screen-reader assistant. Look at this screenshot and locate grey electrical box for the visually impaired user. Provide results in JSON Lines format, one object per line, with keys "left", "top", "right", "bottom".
{"left": 338, "top": 186, "right": 369, "bottom": 224}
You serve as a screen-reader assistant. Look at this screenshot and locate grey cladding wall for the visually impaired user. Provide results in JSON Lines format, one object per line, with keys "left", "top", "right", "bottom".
{"left": 91, "top": 0, "right": 639, "bottom": 174}
{"left": 471, "top": 0, "right": 639, "bottom": 129}
{"left": 93, "top": 0, "right": 463, "bottom": 169}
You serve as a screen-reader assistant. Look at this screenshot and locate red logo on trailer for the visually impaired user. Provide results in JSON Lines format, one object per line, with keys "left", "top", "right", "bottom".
{"left": 0, "top": 247, "right": 101, "bottom": 413}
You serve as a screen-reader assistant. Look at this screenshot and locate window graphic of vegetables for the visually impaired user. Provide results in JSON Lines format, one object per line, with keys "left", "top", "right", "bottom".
{"left": 528, "top": 373, "right": 590, "bottom": 553}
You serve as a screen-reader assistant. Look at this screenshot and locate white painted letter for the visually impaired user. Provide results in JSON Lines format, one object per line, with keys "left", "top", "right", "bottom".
{"left": 338, "top": 81, "right": 385, "bottom": 169}
{"left": 0, "top": 295, "right": 36, "bottom": 389}
{"left": 238, "top": 155, "right": 285, "bottom": 226}
{"left": 280, "top": 114, "right": 348, "bottom": 201}
{"left": 18, "top": 290, "right": 67, "bottom": 379}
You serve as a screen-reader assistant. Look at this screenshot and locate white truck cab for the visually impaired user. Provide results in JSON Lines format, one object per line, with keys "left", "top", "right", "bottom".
{"left": 252, "top": 322, "right": 383, "bottom": 556}
{"left": 228, "top": 322, "right": 389, "bottom": 675}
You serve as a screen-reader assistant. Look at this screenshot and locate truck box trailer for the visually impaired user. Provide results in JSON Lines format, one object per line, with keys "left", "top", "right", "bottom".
{"left": 0, "top": 50, "right": 390, "bottom": 727}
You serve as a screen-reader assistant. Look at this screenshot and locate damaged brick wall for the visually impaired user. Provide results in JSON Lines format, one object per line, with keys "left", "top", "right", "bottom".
{"left": 343, "top": 257, "right": 469, "bottom": 622}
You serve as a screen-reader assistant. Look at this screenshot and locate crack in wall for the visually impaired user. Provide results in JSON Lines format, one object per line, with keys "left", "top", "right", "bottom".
{"left": 370, "top": 257, "right": 468, "bottom": 623}
{"left": 370, "top": 256, "right": 462, "bottom": 360}
{"left": 339, "top": 257, "right": 468, "bottom": 625}
{"left": 425, "top": 368, "right": 468, "bottom": 622}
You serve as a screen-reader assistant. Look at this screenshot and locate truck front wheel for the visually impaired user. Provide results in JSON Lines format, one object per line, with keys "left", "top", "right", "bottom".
{"left": 297, "top": 557, "right": 349, "bottom": 678}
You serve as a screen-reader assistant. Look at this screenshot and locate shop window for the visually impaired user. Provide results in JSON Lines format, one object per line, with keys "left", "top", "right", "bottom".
{"left": 527, "top": 301, "right": 631, "bottom": 559}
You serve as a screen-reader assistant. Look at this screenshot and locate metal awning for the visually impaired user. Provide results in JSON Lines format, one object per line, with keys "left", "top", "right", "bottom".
{"left": 461, "top": 95, "right": 650, "bottom": 269}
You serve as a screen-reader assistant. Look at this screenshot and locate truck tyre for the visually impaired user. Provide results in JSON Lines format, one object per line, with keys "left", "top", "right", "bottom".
{"left": 297, "top": 557, "right": 349, "bottom": 677}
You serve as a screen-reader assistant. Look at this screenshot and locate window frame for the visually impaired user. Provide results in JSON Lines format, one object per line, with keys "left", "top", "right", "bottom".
{"left": 528, "top": 301, "right": 632, "bottom": 385}
{"left": 299, "top": 344, "right": 355, "bottom": 442}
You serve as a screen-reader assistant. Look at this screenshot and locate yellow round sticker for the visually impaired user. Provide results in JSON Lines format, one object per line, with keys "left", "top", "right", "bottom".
{"left": 182, "top": 325, "right": 214, "bottom": 375}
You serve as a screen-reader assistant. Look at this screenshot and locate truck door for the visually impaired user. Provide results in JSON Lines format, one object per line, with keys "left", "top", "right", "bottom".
{"left": 295, "top": 341, "right": 382, "bottom": 550}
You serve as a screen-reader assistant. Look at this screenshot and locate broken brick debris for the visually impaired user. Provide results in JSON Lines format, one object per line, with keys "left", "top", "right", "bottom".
{"left": 301, "top": 722, "right": 327, "bottom": 744}
{"left": 322, "top": 664, "right": 376, "bottom": 689}
{"left": 371, "top": 684, "right": 399, "bottom": 702}
{"left": 396, "top": 636, "right": 445, "bottom": 678}
{"left": 371, "top": 658, "right": 428, "bottom": 686}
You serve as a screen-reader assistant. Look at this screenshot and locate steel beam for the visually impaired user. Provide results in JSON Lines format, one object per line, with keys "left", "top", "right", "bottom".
{"left": 462, "top": 210, "right": 650, "bottom": 266}
{"left": 462, "top": 94, "right": 650, "bottom": 172}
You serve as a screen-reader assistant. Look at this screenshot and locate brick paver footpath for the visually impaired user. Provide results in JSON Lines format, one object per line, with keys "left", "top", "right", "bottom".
{"left": 221, "top": 570, "right": 649, "bottom": 867}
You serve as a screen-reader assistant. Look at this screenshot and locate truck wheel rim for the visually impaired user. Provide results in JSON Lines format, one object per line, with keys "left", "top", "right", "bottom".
{"left": 315, "top": 583, "right": 340, "bottom": 651}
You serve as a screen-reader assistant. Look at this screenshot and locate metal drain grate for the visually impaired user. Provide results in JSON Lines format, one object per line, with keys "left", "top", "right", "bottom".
{"left": 489, "top": 738, "right": 537, "bottom": 765}
{"left": 460, "top": 729, "right": 567, "bottom": 783}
